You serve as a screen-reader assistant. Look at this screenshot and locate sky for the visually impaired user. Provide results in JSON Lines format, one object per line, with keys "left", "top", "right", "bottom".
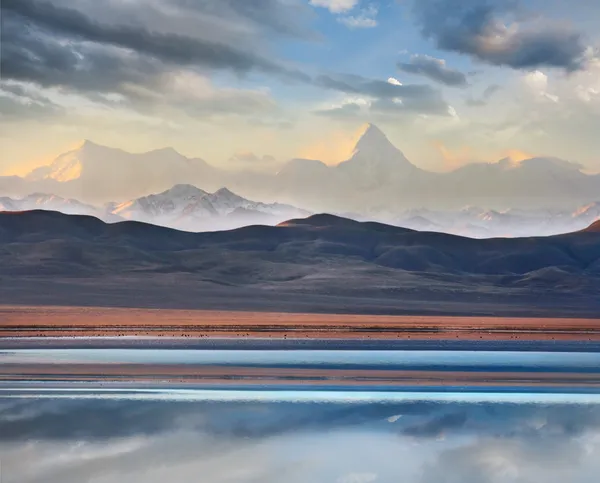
{"left": 1, "top": 0, "right": 600, "bottom": 175}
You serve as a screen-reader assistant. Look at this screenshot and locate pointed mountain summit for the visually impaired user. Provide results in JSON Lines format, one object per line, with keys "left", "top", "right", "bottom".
{"left": 162, "top": 184, "right": 208, "bottom": 198}
{"left": 335, "top": 123, "right": 419, "bottom": 185}
{"left": 352, "top": 123, "right": 393, "bottom": 153}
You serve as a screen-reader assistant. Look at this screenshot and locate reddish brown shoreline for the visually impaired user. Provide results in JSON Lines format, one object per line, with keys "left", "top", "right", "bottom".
{"left": 1, "top": 305, "right": 599, "bottom": 341}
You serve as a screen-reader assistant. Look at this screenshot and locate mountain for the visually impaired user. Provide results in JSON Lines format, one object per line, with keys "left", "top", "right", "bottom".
{"left": 274, "top": 123, "right": 430, "bottom": 210}
{"left": 384, "top": 202, "right": 600, "bottom": 238}
{"left": 335, "top": 123, "right": 419, "bottom": 187}
{"left": 0, "top": 193, "right": 122, "bottom": 222}
{"left": 0, "top": 197, "right": 19, "bottom": 211}
{"left": 108, "top": 184, "right": 310, "bottom": 231}
{"left": 8, "top": 124, "right": 600, "bottom": 211}
{"left": 2, "top": 211, "right": 599, "bottom": 316}
{"left": 583, "top": 219, "right": 600, "bottom": 233}
{"left": 24, "top": 141, "right": 223, "bottom": 203}
{"left": 273, "top": 124, "right": 600, "bottom": 212}
{"left": 2, "top": 184, "right": 598, "bottom": 237}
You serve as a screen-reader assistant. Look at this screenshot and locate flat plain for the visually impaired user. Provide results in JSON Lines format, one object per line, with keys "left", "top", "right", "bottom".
{"left": 2, "top": 305, "right": 600, "bottom": 341}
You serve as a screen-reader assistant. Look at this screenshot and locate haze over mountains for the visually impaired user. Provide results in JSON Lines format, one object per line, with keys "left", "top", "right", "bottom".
{"left": 3, "top": 124, "right": 599, "bottom": 213}
{"left": 1, "top": 185, "right": 309, "bottom": 232}
{"left": 1, "top": 210, "right": 599, "bottom": 316}
{"left": 2, "top": 185, "right": 599, "bottom": 237}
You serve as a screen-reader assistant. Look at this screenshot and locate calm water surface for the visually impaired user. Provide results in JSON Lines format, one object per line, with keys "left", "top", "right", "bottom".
{"left": 1, "top": 338, "right": 599, "bottom": 482}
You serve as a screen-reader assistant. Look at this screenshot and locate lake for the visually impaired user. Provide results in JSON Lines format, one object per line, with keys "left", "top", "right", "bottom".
{"left": 1, "top": 338, "right": 599, "bottom": 482}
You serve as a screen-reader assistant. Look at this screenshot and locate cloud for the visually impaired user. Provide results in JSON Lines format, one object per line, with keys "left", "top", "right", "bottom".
{"left": 0, "top": 83, "right": 64, "bottom": 122}
{"left": 397, "top": 54, "right": 468, "bottom": 87}
{"left": 311, "top": 0, "right": 378, "bottom": 29}
{"left": 465, "top": 84, "right": 501, "bottom": 106}
{"left": 412, "top": 0, "right": 591, "bottom": 72}
{"left": 315, "top": 96, "right": 452, "bottom": 120}
{"left": 314, "top": 102, "right": 364, "bottom": 119}
{"left": 313, "top": 73, "right": 452, "bottom": 119}
{"left": 371, "top": 96, "right": 451, "bottom": 116}
{"left": 1, "top": 0, "right": 309, "bottom": 82}
{"left": 310, "top": 0, "right": 360, "bottom": 14}
{"left": 0, "top": 0, "right": 304, "bottom": 122}
{"left": 522, "top": 70, "right": 560, "bottom": 102}
{"left": 338, "top": 5, "right": 379, "bottom": 29}
{"left": 162, "top": 71, "right": 281, "bottom": 118}
{"left": 167, "top": 0, "right": 315, "bottom": 40}
{"left": 433, "top": 140, "right": 535, "bottom": 170}
{"left": 315, "top": 74, "right": 446, "bottom": 102}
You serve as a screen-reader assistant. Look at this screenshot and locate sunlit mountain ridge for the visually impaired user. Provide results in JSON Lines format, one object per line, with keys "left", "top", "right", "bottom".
{"left": 2, "top": 124, "right": 599, "bottom": 212}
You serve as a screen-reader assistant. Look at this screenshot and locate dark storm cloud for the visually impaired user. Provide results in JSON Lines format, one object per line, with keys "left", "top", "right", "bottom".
{"left": 397, "top": 54, "right": 468, "bottom": 87}
{"left": 1, "top": 0, "right": 309, "bottom": 81}
{"left": 412, "top": 0, "right": 590, "bottom": 72}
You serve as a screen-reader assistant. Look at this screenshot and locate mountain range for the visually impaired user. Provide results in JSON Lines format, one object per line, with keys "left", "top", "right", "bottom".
{"left": 1, "top": 211, "right": 599, "bottom": 316}
{"left": 1, "top": 185, "right": 309, "bottom": 232}
{"left": 2, "top": 185, "right": 598, "bottom": 237}
{"left": 3, "top": 124, "right": 599, "bottom": 211}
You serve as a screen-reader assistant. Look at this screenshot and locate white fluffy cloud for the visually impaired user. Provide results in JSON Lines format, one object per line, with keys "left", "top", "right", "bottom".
{"left": 309, "top": 0, "right": 360, "bottom": 13}
{"left": 338, "top": 5, "right": 379, "bottom": 29}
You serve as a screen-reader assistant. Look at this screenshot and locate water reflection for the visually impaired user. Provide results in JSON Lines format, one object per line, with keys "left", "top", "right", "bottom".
{"left": 1, "top": 398, "right": 600, "bottom": 482}
{"left": 1, "top": 344, "right": 600, "bottom": 482}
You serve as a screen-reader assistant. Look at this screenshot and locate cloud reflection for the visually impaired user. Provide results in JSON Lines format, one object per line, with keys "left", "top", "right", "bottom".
{"left": 2, "top": 399, "right": 600, "bottom": 482}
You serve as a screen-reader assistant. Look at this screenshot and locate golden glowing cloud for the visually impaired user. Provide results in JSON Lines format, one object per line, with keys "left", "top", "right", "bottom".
{"left": 433, "top": 141, "right": 535, "bottom": 171}
{"left": 505, "top": 149, "right": 533, "bottom": 163}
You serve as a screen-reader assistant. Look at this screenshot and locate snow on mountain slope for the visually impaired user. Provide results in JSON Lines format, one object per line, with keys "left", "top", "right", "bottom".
{"left": 19, "top": 193, "right": 99, "bottom": 215}
{"left": 0, "top": 193, "right": 98, "bottom": 215}
{"left": 0, "top": 193, "right": 124, "bottom": 222}
{"left": 25, "top": 141, "right": 222, "bottom": 203}
{"left": 337, "top": 123, "right": 417, "bottom": 176}
{"left": 109, "top": 184, "right": 310, "bottom": 231}
{"left": 112, "top": 184, "right": 216, "bottom": 222}
{"left": 12, "top": 124, "right": 600, "bottom": 211}
{"left": 0, "top": 197, "right": 19, "bottom": 211}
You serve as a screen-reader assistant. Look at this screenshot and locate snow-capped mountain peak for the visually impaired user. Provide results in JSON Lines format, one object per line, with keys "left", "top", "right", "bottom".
{"left": 109, "top": 184, "right": 309, "bottom": 230}
{"left": 352, "top": 123, "right": 390, "bottom": 153}
{"left": 336, "top": 123, "right": 417, "bottom": 177}
{"left": 160, "top": 184, "right": 208, "bottom": 199}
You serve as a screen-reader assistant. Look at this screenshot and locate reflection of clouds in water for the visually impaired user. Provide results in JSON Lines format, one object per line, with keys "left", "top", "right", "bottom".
{"left": 1, "top": 400, "right": 600, "bottom": 482}
{"left": 421, "top": 436, "right": 600, "bottom": 483}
